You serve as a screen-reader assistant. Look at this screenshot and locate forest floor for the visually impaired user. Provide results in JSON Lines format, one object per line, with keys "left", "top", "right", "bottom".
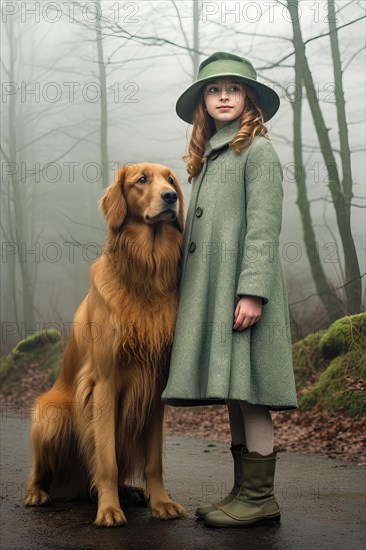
{"left": 164, "top": 403, "right": 366, "bottom": 466}
{"left": 1, "top": 361, "right": 365, "bottom": 466}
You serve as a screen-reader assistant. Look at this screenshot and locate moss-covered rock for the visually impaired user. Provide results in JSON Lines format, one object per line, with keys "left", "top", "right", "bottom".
{"left": 293, "top": 312, "right": 366, "bottom": 416}
{"left": 319, "top": 313, "right": 366, "bottom": 360}
{"left": 2, "top": 313, "right": 365, "bottom": 417}
{"left": 299, "top": 349, "right": 366, "bottom": 417}
{"left": 0, "top": 329, "right": 63, "bottom": 386}
{"left": 12, "top": 328, "right": 61, "bottom": 353}
{"left": 292, "top": 329, "right": 328, "bottom": 390}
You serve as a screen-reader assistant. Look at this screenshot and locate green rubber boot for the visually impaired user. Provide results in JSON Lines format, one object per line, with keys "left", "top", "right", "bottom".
{"left": 195, "top": 443, "right": 244, "bottom": 519}
{"left": 203, "top": 449, "right": 281, "bottom": 527}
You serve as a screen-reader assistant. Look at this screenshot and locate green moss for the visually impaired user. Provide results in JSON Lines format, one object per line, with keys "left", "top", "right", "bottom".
{"left": 0, "top": 329, "right": 63, "bottom": 387}
{"left": 292, "top": 329, "right": 328, "bottom": 390}
{"left": 0, "top": 354, "right": 22, "bottom": 385}
{"left": 299, "top": 349, "right": 366, "bottom": 417}
{"left": 13, "top": 328, "right": 61, "bottom": 352}
{"left": 319, "top": 313, "right": 366, "bottom": 360}
{"left": 292, "top": 313, "right": 366, "bottom": 416}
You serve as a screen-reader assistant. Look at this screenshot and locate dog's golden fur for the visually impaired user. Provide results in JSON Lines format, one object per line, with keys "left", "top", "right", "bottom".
{"left": 24, "top": 163, "right": 186, "bottom": 526}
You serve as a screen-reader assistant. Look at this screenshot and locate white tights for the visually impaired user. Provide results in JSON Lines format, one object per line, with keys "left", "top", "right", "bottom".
{"left": 225, "top": 400, "right": 274, "bottom": 456}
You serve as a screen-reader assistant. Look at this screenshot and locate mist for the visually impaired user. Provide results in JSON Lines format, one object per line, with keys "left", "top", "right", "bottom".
{"left": 1, "top": 0, "right": 365, "bottom": 351}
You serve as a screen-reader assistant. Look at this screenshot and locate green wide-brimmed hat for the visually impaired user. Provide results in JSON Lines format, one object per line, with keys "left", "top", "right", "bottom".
{"left": 176, "top": 51, "right": 280, "bottom": 124}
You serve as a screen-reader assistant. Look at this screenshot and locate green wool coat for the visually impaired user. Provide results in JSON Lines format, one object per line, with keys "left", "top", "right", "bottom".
{"left": 162, "top": 118, "right": 298, "bottom": 411}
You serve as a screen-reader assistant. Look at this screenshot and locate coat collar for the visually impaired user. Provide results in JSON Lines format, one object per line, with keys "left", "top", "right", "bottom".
{"left": 204, "top": 118, "right": 241, "bottom": 157}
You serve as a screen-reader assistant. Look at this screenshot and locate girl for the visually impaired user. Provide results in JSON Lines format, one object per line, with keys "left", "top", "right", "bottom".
{"left": 161, "top": 52, "right": 298, "bottom": 527}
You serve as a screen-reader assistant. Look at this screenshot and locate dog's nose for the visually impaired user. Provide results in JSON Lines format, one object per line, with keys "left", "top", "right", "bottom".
{"left": 161, "top": 190, "right": 177, "bottom": 205}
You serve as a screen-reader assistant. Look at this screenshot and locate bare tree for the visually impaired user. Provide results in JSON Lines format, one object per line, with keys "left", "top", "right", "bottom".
{"left": 1, "top": 11, "right": 106, "bottom": 338}
{"left": 95, "top": 0, "right": 109, "bottom": 188}
{"left": 286, "top": 0, "right": 362, "bottom": 314}
{"left": 2, "top": 16, "right": 35, "bottom": 334}
{"left": 291, "top": 46, "right": 344, "bottom": 318}
{"left": 328, "top": 0, "right": 353, "bottom": 221}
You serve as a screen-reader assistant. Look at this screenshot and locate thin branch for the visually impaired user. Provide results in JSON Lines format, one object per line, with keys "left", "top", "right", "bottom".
{"left": 308, "top": 197, "right": 366, "bottom": 209}
{"left": 16, "top": 127, "right": 75, "bottom": 153}
{"left": 171, "top": 0, "right": 193, "bottom": 51}
{"left": 61, "top": 213, "right": 104, "bottom": 232}
{"left": 0, "top": 221, "right": 12, "bottom": 242}
{"left": 259, "top": 15, "right": 366, "bottom": 70}
{"left": 289, "top": 273, "right": 366, "bottom": 306}
{"left": 343, "top": 45, "right": 366, "bottom": 71}
{"left": 1, "top": 59, "right": 10, "bottom": 76}
{"left": 210, "top": 20, "right": 291, "bottom": 42}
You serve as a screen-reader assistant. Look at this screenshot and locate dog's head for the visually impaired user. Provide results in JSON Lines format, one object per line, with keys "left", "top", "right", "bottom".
{"left": 99, "top": 163, "right": 184, "bottom": 233}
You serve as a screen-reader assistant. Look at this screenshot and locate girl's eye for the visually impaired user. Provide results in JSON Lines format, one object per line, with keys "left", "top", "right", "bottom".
{"left": 137, "top": 176, "right": 148, "bottom": 184}
{"left": 167, "top": 176, "right": 174, "bottom": 184}
{"left": 206, "top": 84, "right": 241, "bottom": 94}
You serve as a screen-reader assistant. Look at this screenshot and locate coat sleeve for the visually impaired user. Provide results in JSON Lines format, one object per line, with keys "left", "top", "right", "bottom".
{"left": 236, "top": 138, "right": 284, "bottom": 306}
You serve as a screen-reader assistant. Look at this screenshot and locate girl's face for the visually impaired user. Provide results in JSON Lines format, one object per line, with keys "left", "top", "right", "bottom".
{"left": 204, "top": 79, "right": 246, "bottom": 130}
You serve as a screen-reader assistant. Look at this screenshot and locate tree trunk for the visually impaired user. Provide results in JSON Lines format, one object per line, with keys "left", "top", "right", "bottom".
{"left": 292, "top": 51, "right": 344, "bottom": 318}
{"left": 3, "top": 233, "right": 18, "bottom": 327}
{"left": 95, "top": 0, "right": 109, "bottom": 188}
{"left": 7, "top": 16, "right": 35, "bottom": 333}
{"left": 327, "top": 0, "right": 353, "bottom": 219}
{"left": 287, "top": 0, "right": 361, "bottom": 314}
{"left": 192, "top": 0, "right": 200, "bottom": 78}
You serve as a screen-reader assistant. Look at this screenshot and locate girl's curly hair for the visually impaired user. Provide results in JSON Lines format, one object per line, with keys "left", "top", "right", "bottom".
{"left": 183, "top": 85, "right": 269, "bottom": 183}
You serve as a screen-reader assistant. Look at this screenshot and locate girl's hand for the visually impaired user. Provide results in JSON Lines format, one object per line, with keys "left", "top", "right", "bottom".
{"left": 233, "top": 296, "right": 262, "bottom": 331}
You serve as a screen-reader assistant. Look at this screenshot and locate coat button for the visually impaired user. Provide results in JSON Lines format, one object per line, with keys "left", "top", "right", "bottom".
{"left": 195, "top": 207, "right": 203, "bottom": 217}
{"left": 189, "top": 242, "right": 196, "bottom": 253}
{"left": 210, "top": 152, "right": 219, "bottom": 160}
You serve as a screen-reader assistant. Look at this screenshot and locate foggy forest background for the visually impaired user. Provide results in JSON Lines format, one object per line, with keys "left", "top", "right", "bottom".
{"left": 1, "top": 0, "right": 365, "bottom": 354}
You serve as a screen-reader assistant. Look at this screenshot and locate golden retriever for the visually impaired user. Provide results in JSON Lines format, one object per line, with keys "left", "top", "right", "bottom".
{"left": 24, "top": 163, "right": 187, "bottom": 526}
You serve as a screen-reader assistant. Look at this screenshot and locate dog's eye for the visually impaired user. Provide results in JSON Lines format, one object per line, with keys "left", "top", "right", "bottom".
{"left": 137, "top": 176, "right": 148, "bottom": 184}
{"left": 167, "top": 177, "right": 174, "bottom": 184}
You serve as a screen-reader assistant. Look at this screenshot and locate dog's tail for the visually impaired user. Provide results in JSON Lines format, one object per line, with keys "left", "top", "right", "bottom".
{"left": 28, "top": 387, "right": 89, "bottom": 500}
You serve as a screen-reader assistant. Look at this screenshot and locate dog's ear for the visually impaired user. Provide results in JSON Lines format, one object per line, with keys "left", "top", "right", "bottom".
{"left": 99, "top": 166, "right": 127, "bottom": 231}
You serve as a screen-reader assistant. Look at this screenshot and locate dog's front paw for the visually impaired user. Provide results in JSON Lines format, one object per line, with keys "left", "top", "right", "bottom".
{"left": 151, "top": 499, "right": 187, "bottom": 520}
{"left": 24, "top": 489, "right": 50, "bottom": 506}
{"left": 95, "top": 505, "right": 127, "bottom": 527}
